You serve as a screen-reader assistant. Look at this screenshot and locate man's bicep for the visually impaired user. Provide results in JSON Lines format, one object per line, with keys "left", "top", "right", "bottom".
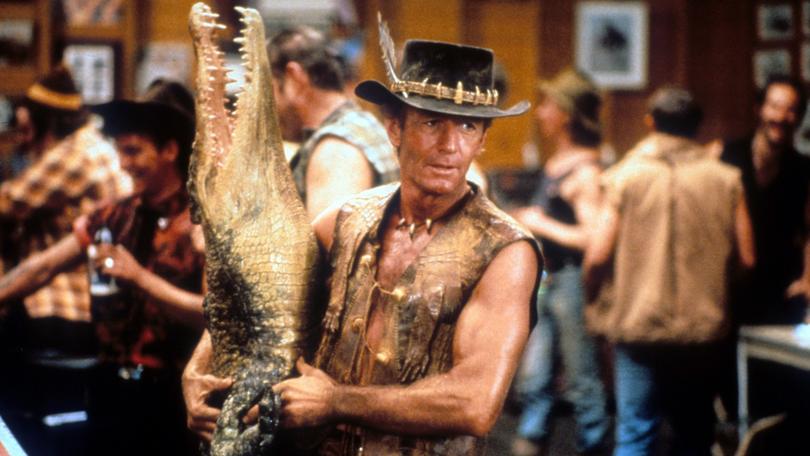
{"left": 453, "top": 241, "right": 537, "bottom": 372}
{"left": 735, "top": 191, "right": 756, "bottom": 269}
{"left": 306, "top": 138, "right": 373, "bottom": 220}
{"left": 312, "top": 203, "right": 340, "bottom": 253}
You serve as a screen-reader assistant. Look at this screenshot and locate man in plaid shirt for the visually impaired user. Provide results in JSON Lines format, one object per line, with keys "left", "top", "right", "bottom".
{"left": 0, "top": 66, "right": 131, "bottom": 325}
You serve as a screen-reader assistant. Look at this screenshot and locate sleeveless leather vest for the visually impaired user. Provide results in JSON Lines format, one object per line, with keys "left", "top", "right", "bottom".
{"left": 313, "top": 183, "right": 538, "bottom": 456}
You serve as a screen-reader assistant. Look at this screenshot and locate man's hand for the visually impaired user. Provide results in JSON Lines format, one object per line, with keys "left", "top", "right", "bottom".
{"left": 182, "top": 367, "right": 233, "bottom": 442}
{"left": 272, "top": 358, "right": 337, "bottom": 428}
{"left": 787, "top": 277, "right": 810, "bottom": 303}
{"left": 91, "top": 243, "right": 143, "bottom": 285}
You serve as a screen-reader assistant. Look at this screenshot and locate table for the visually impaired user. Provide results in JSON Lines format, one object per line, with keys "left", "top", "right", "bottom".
{"left": 736, "top": 324, "right": 810, "bottom": 441}
{"left": 0, "top": 414, "right": 27, "bottom": 456}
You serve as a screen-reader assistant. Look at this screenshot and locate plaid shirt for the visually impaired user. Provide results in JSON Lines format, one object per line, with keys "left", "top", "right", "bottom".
{"left": 0, "top": 121, "right": 132, "bottom": 321}
{"left": 74, "top": 191, "right": 203, "bottom": 369}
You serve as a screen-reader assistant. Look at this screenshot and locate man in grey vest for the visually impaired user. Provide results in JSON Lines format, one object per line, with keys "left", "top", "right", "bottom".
{"left": 269, "top": 26, "right": 399, "bottom": 220}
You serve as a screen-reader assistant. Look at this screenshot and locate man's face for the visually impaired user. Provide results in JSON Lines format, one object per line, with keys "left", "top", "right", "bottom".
{"left": 272, "top": 77, "right": 304, "bottom": 142}
{"left": 389, "top": 108, "right": 487, "bottom": 196}
{"left": 115, "top": 133, "right": 170, "bottom": 195}
{"left": 759, "top": 83, "right": 801, "bottom": 147}
{"left": 534, "top": 94, "right": 569, "bottom": 141}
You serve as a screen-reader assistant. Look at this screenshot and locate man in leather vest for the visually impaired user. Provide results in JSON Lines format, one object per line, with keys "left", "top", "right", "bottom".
{"left": 182, "top": 32, "right": 543, "bottom": 456}
{"left": 279, "top": 35, "right": 544, "bottom": 455}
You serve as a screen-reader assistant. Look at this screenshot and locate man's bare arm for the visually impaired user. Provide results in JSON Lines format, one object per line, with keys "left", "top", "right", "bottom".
{"left": 734, "top": 192, "right": 756, "bottom": 269}
{"left": 183, "top": 210, "right": 339, "bottom": 441}
{"left": 312, "top": 203, "right": 341, "bottom": 253}
{"left": 126, "top": 264, "right": 205, "bottom": 328}
{"left": 512, "top": 165, "right": 601, "bottom": 251}
{"left": 0, "top": 234, "right": 83, "bottom": 303}
{"left": 273, "top": 241, "right": 538, "bottom": 436}
{"left": 583, "top": 202, "right": 620, "bottom": 301}
{"left": 93, "top": 243, "right": 205, "bottom": 328}
{"left": 305, "top": 137, "right": 373, "bottom": 221}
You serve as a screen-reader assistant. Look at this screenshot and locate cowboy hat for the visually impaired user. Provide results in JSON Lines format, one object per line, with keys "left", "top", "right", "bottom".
{"left": 356, "top": 39, "right": 529, "bottom": 119}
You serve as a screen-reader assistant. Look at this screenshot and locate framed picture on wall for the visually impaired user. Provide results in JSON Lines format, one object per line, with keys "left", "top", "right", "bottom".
{"left": 753, "top": 49, "right": 791, "bottom": 88}
{"left": 575, "top": 1, "right": 648, "bottom": 90}
{"left": 0, "top": 19, "right": 35, "bottom": 67}
{"left": 758, "top": 3, "right": 794, "bottom": 41}
{"left": 63, "top": 44, "right": 116, "bottom": 104}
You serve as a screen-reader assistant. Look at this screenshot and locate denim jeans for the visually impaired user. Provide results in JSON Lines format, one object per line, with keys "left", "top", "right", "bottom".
{"left": 614, "top": 344, "right": 720, "bottom": 456}
{"left": 515, "top": 264, "right": 609, "bottom": 452}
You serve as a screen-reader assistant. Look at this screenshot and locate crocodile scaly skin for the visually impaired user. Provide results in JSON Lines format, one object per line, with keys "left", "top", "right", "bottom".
{"left": 188, "top": 4, "right": 321, "bottom": 454}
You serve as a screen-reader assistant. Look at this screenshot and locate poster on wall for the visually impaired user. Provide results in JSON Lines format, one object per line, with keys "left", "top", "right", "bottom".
{"left": 0, "top": 19, "right": 34, "bottom": 67}
{"left": 753, "top": 49, "right": 791, "bottom": 88}
{"left": 575, "top": 1, "right": 648, "bottom": 90}
{"left": 64, "top": 45, "right": 115, "bottom": 104}
{"left": 758, "top": 3, "right": 794, "bottom": 41}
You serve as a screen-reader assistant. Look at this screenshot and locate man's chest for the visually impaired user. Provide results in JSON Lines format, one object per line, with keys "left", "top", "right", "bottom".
{"left": 375, "top": 225, "right": 435, "bottom": 290}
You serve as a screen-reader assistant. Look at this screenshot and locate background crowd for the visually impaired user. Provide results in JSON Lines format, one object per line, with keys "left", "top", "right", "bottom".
{"left": 0, "top": 16, "right": 808, "bottom": 456}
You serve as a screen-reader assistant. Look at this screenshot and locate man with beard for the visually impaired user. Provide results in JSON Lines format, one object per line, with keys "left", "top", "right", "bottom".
{"left": 721, "top": 76, "right": 810, "bottom": 325}
{"left": 268, "top": 26, "right": 399, "bottom": 220}
{"left": 720, "top": 76, "right": 810, "bottom": 453}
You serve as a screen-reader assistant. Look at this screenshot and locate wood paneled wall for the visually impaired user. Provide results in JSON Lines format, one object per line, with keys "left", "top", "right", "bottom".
{"left": 358, "top": 0, "right": 540, "bottom": 169}
{"left": 0, "top": 0, "right": 763, "bottom": 167}
{"left": 687, "top": 0, "right": 757, "bottom": 143}
{"left": 356, "top": 0, "right": 762, "bottom": 168}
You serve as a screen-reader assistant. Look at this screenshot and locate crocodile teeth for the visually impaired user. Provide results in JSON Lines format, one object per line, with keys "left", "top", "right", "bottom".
{"left": 202, "top": 22, "right": 226, "bottom": 30}
{"left": 199, "top": 21, "right": 226, "bottom": 30}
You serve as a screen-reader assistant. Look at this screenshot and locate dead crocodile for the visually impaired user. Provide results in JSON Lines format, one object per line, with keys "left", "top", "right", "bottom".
{"left": 188, "top": 3, "right": 321, "bottom": 454}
